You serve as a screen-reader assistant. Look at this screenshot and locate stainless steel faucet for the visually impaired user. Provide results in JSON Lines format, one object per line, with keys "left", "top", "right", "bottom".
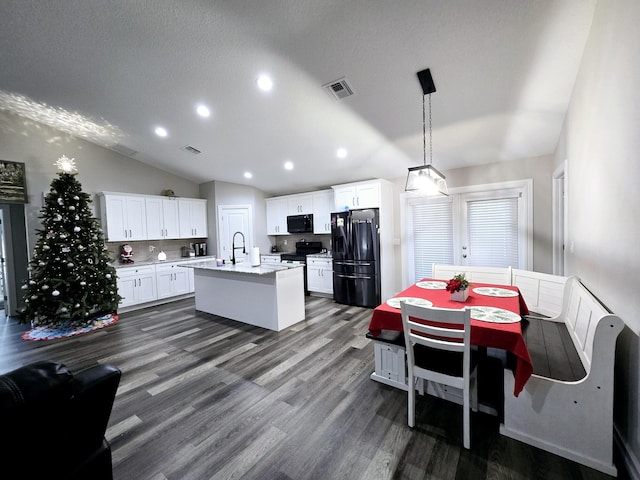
{"left": 231, "top": 231, "right": 246, "bottom": 265}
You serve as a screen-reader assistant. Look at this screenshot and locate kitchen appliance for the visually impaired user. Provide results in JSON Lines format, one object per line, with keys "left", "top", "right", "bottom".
{"left": 331, "top": 208, "right": 381, "bottom": 308}
{"left": 281, "top": 241, "right": 323, "bottom": 295}
{"left": 194, "top": 242, "right": 207, "bottom": 256}
{"left": 181, "top": 245, "right": 195, "bottom": 257}
{"left": 286, "top": 214, "right": 313, "bottom": 233}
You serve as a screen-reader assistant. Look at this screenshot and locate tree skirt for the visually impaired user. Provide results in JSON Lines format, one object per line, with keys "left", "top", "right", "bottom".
{"left": 21, "top": 313, "right": 119, "bottom": 341}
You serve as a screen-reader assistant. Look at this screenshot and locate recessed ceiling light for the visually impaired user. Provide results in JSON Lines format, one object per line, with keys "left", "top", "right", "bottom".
{"left": 284, "top": 161, "right": 294, "bottom": 170}
{"left": 196, "top": 104, "right": 210, "bottom": 118}
{"left": 257, "top": 74, "right": 273, "bottom": 92}
{"left": 244, "top": 171, "right": 253, "bottom": 179}
{"left": 336, "top": 148, "right": 347, "bottom": 158}
{"left": 155, "top": 126, "right": 168, "bottom": 138}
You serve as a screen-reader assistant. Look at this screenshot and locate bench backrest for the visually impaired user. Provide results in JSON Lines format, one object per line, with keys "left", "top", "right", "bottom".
{"left": 432, "top": 264, "right": 512, "bottom": 286}
{"left": 511, "top": 269, "right": 572, "bottom": 317}
{"left": 561, "top": 278, "right": 623, "bottom": 374}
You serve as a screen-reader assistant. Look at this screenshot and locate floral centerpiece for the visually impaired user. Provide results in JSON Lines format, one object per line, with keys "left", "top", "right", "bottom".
{"left": 446, "top": 273, "right": 470, "bottom": 302}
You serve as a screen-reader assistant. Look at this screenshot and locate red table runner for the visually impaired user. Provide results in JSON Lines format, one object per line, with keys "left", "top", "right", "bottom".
{"left": 369, "top": 280, "right": 533, "bottom": 396}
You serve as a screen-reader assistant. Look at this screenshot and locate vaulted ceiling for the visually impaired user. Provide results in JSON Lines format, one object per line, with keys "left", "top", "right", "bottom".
{"left": 0, "top": 1, "right": 596, "bottom": 194}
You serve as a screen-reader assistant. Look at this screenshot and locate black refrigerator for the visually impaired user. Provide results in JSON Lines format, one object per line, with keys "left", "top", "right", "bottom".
{"left": 331, "top": 208, "right": 381, "bottom": 308}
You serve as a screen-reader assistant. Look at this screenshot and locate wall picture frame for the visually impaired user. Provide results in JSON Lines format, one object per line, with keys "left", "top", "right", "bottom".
{"left": 0, "top": 160, "right": 28, "bottom": 203}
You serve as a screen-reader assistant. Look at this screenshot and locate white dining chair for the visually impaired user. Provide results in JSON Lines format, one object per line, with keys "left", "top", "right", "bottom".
{"left": 400, "top": 302, "right": 478, "bottom": 449}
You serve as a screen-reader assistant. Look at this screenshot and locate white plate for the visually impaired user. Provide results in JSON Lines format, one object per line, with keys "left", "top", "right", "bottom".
{"left": 471, "top": 306, "right": 521, "bottom": 323}
{"left": 472, "top": 287, "right": 518, "bottom": 298}
{"left": 416, "top": 280, "right": 448, "bottom": 290}
{"left": 386, "top": 297, "right": 434, "bottom": 309}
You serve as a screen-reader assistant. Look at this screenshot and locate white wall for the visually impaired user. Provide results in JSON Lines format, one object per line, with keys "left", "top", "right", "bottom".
{"left": 554, "top": 0, "right": 640, "bottom": 476}
{"left": 0, "top": 111, "right": 201, "bottom": 251}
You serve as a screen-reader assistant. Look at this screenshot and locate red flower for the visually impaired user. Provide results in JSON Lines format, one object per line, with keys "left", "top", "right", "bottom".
{"left": 446, "top": 279, "right": 462, "bottom": 292}
{"left": 445, "top": 273, "right": 469, "bottom": 292}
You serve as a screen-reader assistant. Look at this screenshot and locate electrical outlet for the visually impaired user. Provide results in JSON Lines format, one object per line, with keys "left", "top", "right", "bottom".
{"left": 149, "top": 245, "right": 156, "bottom": 252}
{"left": 284, "top": 240, "right": 287, "bottom": 245}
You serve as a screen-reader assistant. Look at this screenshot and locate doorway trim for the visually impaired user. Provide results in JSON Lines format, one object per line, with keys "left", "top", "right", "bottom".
{"left": 552, "top": 161, "right": 567, "bottom": 276}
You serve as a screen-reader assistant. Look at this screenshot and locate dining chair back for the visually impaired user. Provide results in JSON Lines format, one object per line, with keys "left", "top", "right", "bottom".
{"left": 400, "top": 302, "right": 477, "bottom": 449}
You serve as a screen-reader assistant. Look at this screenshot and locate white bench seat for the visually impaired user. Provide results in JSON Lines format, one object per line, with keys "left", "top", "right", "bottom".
{"left": 499, "top": 277, "right": 624, "bottom": 476}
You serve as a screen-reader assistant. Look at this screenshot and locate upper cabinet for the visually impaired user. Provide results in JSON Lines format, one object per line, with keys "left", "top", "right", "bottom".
{"left": 99, "top": 192, "right": 207, "bottom": 241}
{"left": 178, "top": 198, "right": 208, "bottom": 238}
{"left": 312, "top": 190, "right": 333, "bottom": 234}
{"left": 287, "top": 193, "right": 313, "bottom": 215}
{"left": 99, "top": 193, "right": 147, "bottom": 242}
{"left": 146, "top": 197, "right": 180, "bottom": 240}
{"left": 266, "top": 197, "right": 289, "bottom": 235}
{"left": 332, "top": 180, "right": 383, "bottom": 210}
{"left": 265, "top": 179, "right": 391, "bottom": 236}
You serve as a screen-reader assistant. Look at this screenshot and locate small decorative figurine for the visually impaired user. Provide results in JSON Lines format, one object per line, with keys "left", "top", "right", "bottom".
{"left": 120, "top": 244, "right": 134, "bottom": 264}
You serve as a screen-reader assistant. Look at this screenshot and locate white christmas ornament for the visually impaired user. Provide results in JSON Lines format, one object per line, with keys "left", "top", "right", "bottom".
{"left": 106, "top": 273, "right": 111, "bottom": 279}
{"left": 67, "top": 262, "right": 74, "bottom": 267}
{"left": 73, "top": 196, "right": 79, "bottom": 200}
{"left": 80, "top": 281, "right": 86, "bottom": 286}
{"left": 52, "top": 290, "right": 60, "bottom": 296}
{"left": 69, "top": 206, "right": 75, "bottom": 211}
{"left": 42, "top": 285, "right": 49, "bottom": 290}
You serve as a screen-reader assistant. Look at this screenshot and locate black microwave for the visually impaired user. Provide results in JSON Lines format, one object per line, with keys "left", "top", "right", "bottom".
{"left": 287, "top": 214, "right": 313, "bottom": 233}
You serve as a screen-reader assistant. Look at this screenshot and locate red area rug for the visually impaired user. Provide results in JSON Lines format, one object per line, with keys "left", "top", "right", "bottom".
{"left": 21, "top": 313, "right": 119, "bottom": 341}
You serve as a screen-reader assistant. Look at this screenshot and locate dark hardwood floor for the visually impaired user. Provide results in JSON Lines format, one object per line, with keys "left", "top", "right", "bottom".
{"left": 0, "top": 297, "right": 626, "bottom": 480}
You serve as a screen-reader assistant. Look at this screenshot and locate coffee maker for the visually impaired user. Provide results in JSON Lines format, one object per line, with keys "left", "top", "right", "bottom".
{"left": 194, "top": 242, "right": 207, "bottom": 257}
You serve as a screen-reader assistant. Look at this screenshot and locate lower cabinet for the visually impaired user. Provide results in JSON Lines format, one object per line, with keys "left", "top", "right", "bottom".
{"left": 116, "top": 261, "right": 198, "bottom": 309}
{"left": 156, "top": 263, "right": 191, "bottom": 299}
{"left": 116, "top": 265, "right": 158, "bottom": 308}
{"left": 307, "top": 257, "right": 333, "bottom": 295}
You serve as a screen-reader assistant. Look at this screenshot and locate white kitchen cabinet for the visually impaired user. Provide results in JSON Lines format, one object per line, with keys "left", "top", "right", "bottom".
{"left": 307, "top": 256, "right": 333, "bottom": 295}
{"left": 266, "top": 197, "right": 290, "bottom": 235}
{"left": 178, "top": 198, "right": 208, "bottom": 238}
{"left": 287, "top": 193, "right": 313, "bottom": 214}
{"left": 332, "top": 180, "right": 382, "bottom": 210}
{"left": 312, "top": 190, "right": 334, "bottom": 234}
{"left": 99, "top": 193, "right": 147, "bottom": 242}
{"left": 146, "top": 196, "right": 180, "bottom": 240}
{"left": 156, "top": 262, "right": 191, "bottom": 299}
{"left": 116, "top": 265, "right": 157, "bottom": 308}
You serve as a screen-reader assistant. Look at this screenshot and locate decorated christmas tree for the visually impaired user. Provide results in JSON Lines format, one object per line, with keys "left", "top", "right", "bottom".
{"left": 19, "top": 156, "right": 121, "bottom": 325}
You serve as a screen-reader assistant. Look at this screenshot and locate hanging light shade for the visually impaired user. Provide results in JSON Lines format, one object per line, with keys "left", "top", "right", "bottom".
{"left": 405, "top": 68, "right": 448, "bottom": 196}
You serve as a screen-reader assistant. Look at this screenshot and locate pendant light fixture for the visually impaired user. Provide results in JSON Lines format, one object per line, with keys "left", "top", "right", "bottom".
{"left": 405, "top": 68, "right": 448, "bottom": 196}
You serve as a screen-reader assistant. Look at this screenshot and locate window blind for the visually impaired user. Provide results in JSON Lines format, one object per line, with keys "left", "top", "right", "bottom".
{"left": 466, "top": 197, "right": 518, "bottom": 267}
{"left": 411, "top": 201, "right": 453, "bottom": 280}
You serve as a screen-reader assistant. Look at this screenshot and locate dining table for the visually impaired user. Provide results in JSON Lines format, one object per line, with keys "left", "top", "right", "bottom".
{"left": 368, "top": 279, "right": 533, "bottom": 396}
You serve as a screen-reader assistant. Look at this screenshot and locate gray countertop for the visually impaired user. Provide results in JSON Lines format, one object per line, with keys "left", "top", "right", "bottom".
{"left": 182, "top": 261, "right": 304, "bottom": 276}
{"left": 307, "top": 253, "right": 332, "bottom": 259}
{"left": 114, "top": 256, "right": 216, "bottom": 269}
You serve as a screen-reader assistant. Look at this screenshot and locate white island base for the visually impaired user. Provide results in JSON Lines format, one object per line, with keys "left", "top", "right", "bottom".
{"left": 192, "top": 264, "right": 305, "bottom": 331}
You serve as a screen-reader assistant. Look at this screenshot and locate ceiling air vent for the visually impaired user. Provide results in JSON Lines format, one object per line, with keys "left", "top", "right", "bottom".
{"left": 323, "top": 77, "right": 355, "bottom": 100}
{"left": 110, "top": 143, "right": 138, "bottom": 157}
{"left": 182, "top": 145, "right": 202, "bottom": 155}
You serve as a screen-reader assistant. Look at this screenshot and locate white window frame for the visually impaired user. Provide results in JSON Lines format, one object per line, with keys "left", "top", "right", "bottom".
{"left": 400, "top": 179, "right": 533, "bottom": 289}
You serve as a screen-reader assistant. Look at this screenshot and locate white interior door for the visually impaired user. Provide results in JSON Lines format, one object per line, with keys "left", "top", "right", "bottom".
{"left": 217, "top": 205, "right": 252, "bottom": 262}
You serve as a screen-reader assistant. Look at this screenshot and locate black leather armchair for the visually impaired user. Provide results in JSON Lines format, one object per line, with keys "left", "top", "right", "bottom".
{"left": 0, "top": 361, "right": 121, "bottom": 480}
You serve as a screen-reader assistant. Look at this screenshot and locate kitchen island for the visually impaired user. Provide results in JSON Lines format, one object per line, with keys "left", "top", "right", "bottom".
{"left": 183, "top": 261, "right": 305, "bottom": 331}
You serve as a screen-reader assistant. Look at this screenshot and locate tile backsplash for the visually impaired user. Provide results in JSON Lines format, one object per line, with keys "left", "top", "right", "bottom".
{"left": 106, "top": 238, "right": 208, "bottom": 264}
